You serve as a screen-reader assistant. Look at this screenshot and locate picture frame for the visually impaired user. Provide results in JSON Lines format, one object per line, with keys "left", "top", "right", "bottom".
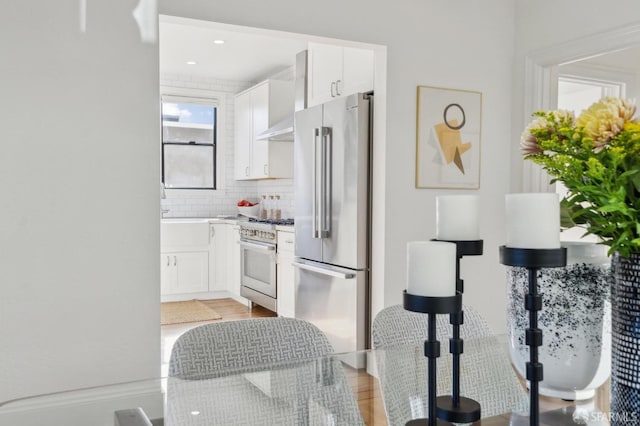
{"left": 415, "top": 85, "right": 482, "bottom": 189}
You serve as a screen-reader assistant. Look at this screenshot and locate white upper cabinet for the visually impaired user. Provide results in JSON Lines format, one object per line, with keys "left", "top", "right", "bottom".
{"left": 234, "top": 79, "right": 294, "bottom": 180}
{"left": 234, "top": 90, "right": 253, "bottom": 180}
{"left": 307, "top": 42, "right": 375, "bottom": 107}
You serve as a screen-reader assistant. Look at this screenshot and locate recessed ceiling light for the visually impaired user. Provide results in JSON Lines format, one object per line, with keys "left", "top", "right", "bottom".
{"left": 190, "top": 411, "right": 201, "bottom": 416}
{"left": 213, "top": 39, "right": 225, "bottom": 45}
{"left": 186, "top": 61, "right": 197, "bottom": 65}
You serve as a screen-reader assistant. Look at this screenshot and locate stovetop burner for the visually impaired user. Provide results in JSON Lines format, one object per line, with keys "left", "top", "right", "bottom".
{"left": 248, "top": 218, "right": 294, "bottom": 226}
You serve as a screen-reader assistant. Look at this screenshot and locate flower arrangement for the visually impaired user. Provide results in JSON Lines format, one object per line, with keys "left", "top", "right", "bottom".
{"left": 521, "top": 97, "right": 640, "bottom": 257}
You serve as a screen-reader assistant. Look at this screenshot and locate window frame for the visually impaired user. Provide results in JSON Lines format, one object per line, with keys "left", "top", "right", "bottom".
{"left": 160, "top": 88, "right": 226, "bottom": 193}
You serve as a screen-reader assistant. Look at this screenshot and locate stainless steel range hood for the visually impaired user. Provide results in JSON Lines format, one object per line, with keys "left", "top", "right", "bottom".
{"left": 256, "top": 115, "right": 293, "bottom": 141}
{"left": 256, "top": 50, "right": 307, "bottom": 142}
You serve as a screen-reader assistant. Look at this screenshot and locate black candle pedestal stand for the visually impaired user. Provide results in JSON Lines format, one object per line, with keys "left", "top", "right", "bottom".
{"left": 432, "top": 240, "right": 483, "bottom": 424}
{"left": 499, "top": 246, "right": 566, "bottom": 426}
{"left": 403, "top": 291, "right": 462, "bottom": 426}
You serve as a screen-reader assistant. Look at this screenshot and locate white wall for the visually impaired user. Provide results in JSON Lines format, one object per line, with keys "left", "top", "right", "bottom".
{"left": 0, "top": 0, "right": 160, "bottom": 414}
{"left": 159, "top": 0, "right": 517, "bottom": 332}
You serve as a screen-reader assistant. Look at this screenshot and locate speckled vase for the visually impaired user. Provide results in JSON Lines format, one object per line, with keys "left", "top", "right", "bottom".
{"left": 610, "top": 252, "right": 640, "bottom": 424}
{"left": 506, "top": 241, "right": 612, "bottom": 400}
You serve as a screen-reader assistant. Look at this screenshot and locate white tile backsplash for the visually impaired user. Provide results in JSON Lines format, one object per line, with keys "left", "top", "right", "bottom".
{"left": 160, "top": 73, "right": 295, "bottom": 218}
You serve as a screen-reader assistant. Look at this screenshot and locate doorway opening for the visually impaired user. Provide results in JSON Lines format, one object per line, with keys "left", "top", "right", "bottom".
{"left": 157, "top": 15, "right": 387, "bottom": 375}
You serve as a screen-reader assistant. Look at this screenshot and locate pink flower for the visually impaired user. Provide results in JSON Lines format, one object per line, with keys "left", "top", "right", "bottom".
{"left": 520, "top": 110, "right": 574, "bottom": 155}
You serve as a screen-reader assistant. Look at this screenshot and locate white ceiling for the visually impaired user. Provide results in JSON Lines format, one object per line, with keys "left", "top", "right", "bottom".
{"left": 159, "top": 16, "right": 308, "bottom": 83}
{"left": 160, "top": 15, "right": 640, "bottom": 93}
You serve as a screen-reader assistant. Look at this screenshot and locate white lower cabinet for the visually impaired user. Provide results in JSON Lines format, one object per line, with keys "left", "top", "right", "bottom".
{"left": 209, "top": 224, "right": 228, "bottom": 292}
{"left": 209, "top": 223, "right": 243, "bottom": 299}
{"left": 160, "top": 220, "right": 243, "bottom": 301}
{"left": 276, "top": 229, "right": 295, "bottom": 318}
{"left": 161, "top": 251, "right": 209, "bottom": 295}
{"left": 228, "top": 225, "right": 242, "bottom": 298}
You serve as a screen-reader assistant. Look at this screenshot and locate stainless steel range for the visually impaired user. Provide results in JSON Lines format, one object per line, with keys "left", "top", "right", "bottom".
{"left": 239, "top": 218, "right": 294, "bottom": 312}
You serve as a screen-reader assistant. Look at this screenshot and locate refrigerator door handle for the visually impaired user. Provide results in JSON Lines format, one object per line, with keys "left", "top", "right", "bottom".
{"left": 312, "top": 128, "right": 320, "bottom": 239}
{"left": 319, "top": 126, "right": 330, "bottom": 238}
{"left": 292, "top": 261, "right": 356, "bottom": 279}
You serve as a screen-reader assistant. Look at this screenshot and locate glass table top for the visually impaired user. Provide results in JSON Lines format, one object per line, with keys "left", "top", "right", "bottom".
{"left": 0, "top": 335, "right": 611, "bottom": 425}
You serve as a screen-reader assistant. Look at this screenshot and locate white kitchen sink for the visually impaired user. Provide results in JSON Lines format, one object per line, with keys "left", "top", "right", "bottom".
{"left": 161, "top": 218, "right": 211, "bottom": 224}
{"left": 161, "top": 219, "right": 210, "bottom": 248}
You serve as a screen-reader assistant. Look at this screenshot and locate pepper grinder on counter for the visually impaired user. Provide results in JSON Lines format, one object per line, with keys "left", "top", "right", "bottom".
{"left": 259, "top": 194, "right": 268, "bottom": 219}
{"left": 273, "top": 195, "right": 282, "bottom": 220}
{"left": 265, "top": 195, "right": 272, "bottom": 219}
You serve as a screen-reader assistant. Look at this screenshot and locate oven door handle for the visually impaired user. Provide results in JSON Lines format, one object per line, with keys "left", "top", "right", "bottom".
{"left": 292, "top": 261, "right": 356, "bottom": 279}
{"left": 239, "top": 240, "right": 276, "bottom": 251}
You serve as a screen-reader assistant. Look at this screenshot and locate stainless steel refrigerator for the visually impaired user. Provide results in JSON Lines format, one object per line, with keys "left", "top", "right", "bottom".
{"left": 293, "top": 92, "right": 372, "bottom": 353}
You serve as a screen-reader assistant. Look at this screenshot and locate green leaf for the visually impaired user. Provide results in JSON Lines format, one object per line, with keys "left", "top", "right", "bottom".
{"left": 632, "top": 172, "right": 640, "bottom": 193}
{"left": 598, "top": 203, "right": 625, "bottom": 213}
{"left": 559, "top": 199, "right": 576, "bottom": 228}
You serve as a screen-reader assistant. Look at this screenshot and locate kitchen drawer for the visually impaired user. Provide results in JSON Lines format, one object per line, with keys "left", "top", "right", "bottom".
{"left": 277, "top": 230, "right": 295, "bottom": 254}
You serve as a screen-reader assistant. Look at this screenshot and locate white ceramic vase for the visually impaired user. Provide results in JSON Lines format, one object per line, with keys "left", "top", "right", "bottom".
{"left": 506, "top": 241, "right": 612, "bottom": 400}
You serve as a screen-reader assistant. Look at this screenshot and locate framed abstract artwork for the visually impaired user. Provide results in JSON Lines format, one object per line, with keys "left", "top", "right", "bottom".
{"left": 415, "top": 85, "right": 482, "bottom": 189}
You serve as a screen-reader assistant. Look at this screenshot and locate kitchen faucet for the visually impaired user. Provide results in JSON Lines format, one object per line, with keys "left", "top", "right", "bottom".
{"left": 161, "top": 182, "right": 170, "bottom": 217}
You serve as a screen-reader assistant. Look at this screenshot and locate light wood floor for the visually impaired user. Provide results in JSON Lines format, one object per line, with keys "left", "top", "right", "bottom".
{"left": 160, "top": 298, "right": 390, "bottom": 425}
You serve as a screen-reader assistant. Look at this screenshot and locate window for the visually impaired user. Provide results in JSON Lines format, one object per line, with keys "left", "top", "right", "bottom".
{"left": 161, "top": 96, "right": 217, "bottom": 189}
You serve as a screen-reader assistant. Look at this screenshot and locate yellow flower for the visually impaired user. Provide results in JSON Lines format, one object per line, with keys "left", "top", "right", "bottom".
{"left": 624, "top": 121, "right": 640, "bottom": 133}
{"left": 576, "top": 97, "right": 636, "bottom": 150}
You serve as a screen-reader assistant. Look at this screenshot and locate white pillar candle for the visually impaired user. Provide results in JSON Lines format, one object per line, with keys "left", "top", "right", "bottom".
{"left": 505, "top": 193, "right": 560, "bottom": 249}
{"left": 406, "top": 241, "right": 457, "bottom": 297}
{"left": 436, "top": 195, "right": 480, "bottom": 240}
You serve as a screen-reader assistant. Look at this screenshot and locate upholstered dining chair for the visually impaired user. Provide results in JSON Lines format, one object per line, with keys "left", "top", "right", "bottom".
{"left": 372, "top": 304, "right": 528, "bottom": 425}
{"left": 166, "top": 317, "right": 364, "bottom": 425}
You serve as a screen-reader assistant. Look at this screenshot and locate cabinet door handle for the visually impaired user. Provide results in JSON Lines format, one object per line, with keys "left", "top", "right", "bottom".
{"left": 166, "top": 255, "right": 170, "bottom": 267}
{"left": 173, "top": 256, "right": 177, "bottom": 266}
{"left": 330, "top": 81, "right": 336, "bottom": 97}
{"left": 245, "top": 166, "right": 249, "bottom": 176}
{"left": 335, "top": 79, "right": 342, "bottom": 96}
{"left": 263, "top": 164, "right": 268, "bottom": 175}
{"left": 211, "top": 227, "right": 215, "bottom": 238}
